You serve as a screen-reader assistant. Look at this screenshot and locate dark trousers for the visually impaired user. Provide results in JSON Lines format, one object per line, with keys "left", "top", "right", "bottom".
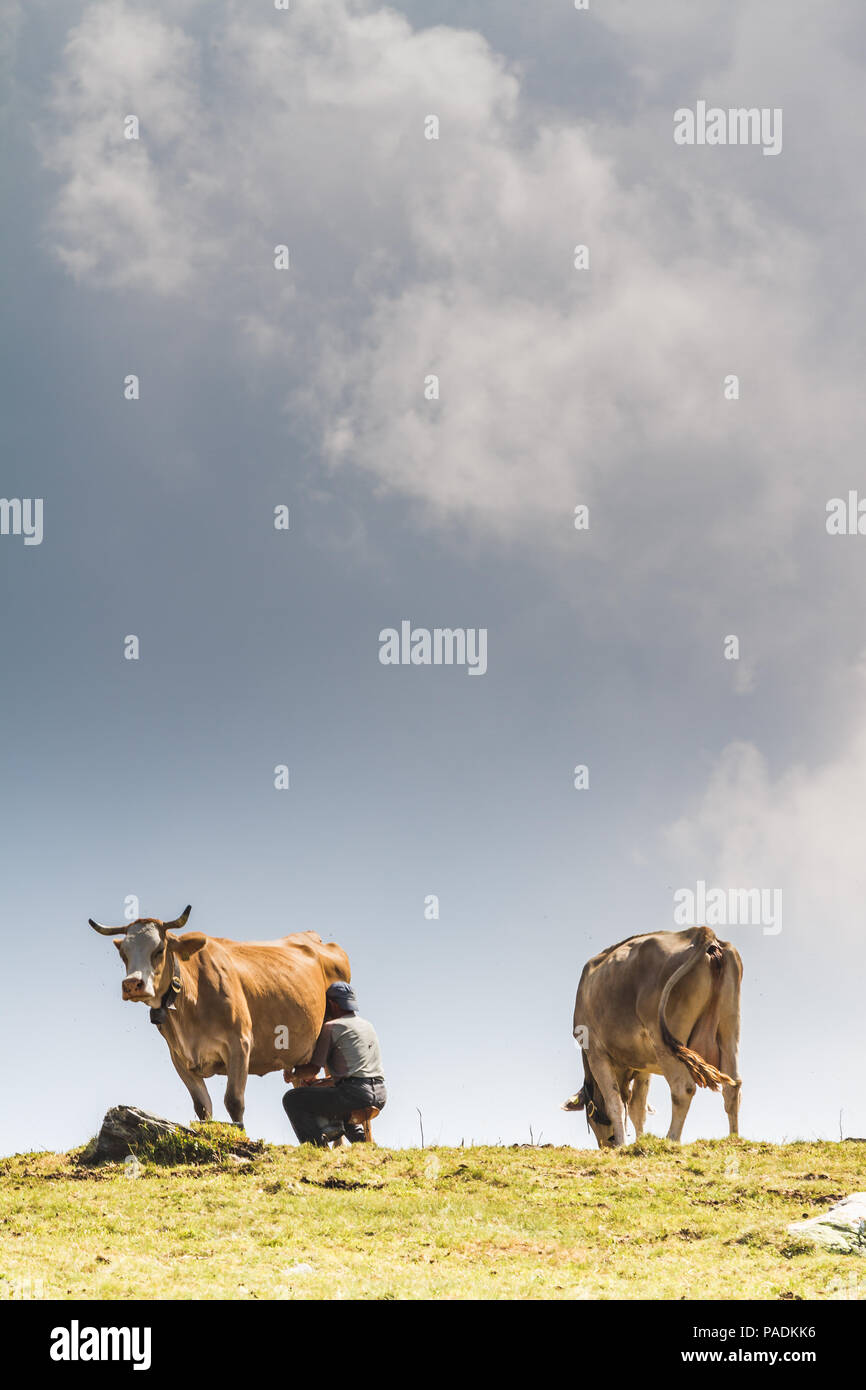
{"left": 282, "top": 1078, "right": 387, "bottom": 1145}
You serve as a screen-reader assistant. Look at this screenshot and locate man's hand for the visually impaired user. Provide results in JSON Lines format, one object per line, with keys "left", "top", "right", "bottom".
{"left": 287, "top": 1063, "right": 319, "bottom": 1085}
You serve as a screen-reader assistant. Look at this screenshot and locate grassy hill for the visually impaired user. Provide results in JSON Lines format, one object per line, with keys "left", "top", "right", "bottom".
{"left": 1, "top": 1133, "right": 863, "bottom": 1300}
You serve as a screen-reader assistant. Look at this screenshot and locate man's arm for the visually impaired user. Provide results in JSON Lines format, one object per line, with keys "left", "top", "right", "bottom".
{"left": 308, "top": 1020, "right": 332, "bottom": 1071}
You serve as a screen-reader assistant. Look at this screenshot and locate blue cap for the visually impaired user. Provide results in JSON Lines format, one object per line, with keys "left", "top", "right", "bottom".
{"left": 326, "top": 981, "right": 358, "bottom": 1012}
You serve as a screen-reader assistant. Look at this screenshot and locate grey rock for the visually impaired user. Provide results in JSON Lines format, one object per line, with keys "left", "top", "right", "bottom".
{"left": 93, "top": 1105, "right": 194, "bottom": 1161}
{"left": 788, "top": 1193, "right": 866, "bottom": 1255}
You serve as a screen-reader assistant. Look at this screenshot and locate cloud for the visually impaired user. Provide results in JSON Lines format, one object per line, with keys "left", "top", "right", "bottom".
{"left": 593, "top": 0, "right": 735, "bottom": 90}
{"left": 42, "top": 0, "right": 208, "bottom": 291}
{"left": 0, "top": 0, "right": 24, "bottom": 119}
{"left": 36, "top": 0, "right": 866, "bottom": 623}
{"left": 663, "top": 665, "right": 866, "bottom": 938}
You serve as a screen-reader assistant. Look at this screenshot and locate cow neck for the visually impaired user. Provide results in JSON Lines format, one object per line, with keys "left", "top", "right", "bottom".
{"left": 149, "top": 954, "right": 184, "bottom": 1026}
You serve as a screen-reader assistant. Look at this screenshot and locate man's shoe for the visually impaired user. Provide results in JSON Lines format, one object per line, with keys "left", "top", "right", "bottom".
{"left": 319, "top": 1124, "right": 347, "bottom": 1145}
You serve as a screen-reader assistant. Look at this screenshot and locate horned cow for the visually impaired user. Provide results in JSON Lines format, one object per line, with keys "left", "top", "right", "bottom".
{"left": 89, "top": 906, "right": 350, "bottom": 1126}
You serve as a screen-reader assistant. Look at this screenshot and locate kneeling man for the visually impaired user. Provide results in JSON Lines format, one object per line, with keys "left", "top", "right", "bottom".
{"left": 282, "top": 982, "right": 386, "bottom": 1146}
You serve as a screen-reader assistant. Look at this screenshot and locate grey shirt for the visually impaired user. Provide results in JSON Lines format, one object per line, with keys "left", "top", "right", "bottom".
{"left": 310, "top": 1015, "right": 384, "bottom": 1079}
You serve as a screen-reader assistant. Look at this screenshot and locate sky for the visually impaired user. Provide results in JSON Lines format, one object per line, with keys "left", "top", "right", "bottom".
{"left": 1, "top": 0, "right": 865, "bottom": 1156}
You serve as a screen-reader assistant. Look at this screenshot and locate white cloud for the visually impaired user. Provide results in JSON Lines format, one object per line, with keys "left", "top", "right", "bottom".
{"left": 42, "top": 0, "right": 209, "bottom": 291}
{"left": 663, "top": 668, "right": 866, "bottom": 937}
{"left": 37, "top": 0, "right": 866, "bottom": 599}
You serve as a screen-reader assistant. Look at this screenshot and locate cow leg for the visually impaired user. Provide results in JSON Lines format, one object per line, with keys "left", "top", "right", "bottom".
{"left": 170, "top": 1051, "right": 212, "bottom": 1121}
{"left": 224, "top": 1037, "right": 251, "bottom": 1128}
{"left": 589, "top": 1053, "right": 628, "bottom": 1146}
{"left": 719, "top": 1037, "right": 741, "bottom": 1136}
{"left": 654, "top": 1055, "right": 696, "bottom": 1141}
{"left": 627, "top": 1074, "right": 651, "bottom": 1139}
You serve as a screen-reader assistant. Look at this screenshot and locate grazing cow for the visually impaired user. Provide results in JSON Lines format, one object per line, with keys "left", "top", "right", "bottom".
{"left": 563, "top": 925, "right": 742, "bottom": 1147}
{"left": 89, "top": 906, "right": 350, "bottom": 1126}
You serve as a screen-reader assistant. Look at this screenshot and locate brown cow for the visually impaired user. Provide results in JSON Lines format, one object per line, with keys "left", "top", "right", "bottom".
{"left": 89, "top": 906, "right": 350, "bottom": 1126}
{"left": 563, "top": 925, "right": 742, "bottom": 1146}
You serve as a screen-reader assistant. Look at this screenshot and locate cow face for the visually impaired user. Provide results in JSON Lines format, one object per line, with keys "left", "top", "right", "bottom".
{"left": 89, "top": 906, "right": 204, "bottom": 1005}
{"left": 114, "top": 920, "right": 170, "bottom": 1004}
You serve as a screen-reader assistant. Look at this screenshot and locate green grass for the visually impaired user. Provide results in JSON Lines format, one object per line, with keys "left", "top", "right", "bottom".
{"left": 0, "top": 1136, "right": 862, "bottom": 1300}
{"left": 79, "top": 1119, "right": 265, "bottom": 1168}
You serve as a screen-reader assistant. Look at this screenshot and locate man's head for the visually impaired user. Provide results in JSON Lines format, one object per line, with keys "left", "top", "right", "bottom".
{"left": 325, "top": 981, "right": 358, "bottom": 1018}
{"left": 89, "top": 906, "right": 206, "bottom": 1005}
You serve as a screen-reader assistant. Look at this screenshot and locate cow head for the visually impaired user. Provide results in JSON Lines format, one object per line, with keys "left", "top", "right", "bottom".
{"left": 89, "top": 906, "right": 206, "bottom": 1005}
{"left": 562, "top": 1070, "right": 617, "bottom": 1148}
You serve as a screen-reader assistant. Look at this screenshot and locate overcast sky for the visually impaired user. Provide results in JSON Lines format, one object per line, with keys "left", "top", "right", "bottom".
{"left": 2, "top": 0, "right": 865, "bottom": 1156}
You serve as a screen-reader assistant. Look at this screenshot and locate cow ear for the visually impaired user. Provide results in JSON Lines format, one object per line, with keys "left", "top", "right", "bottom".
{"left": 113, "top": 938, "right": 125, "bottom": 954}
{"left": 167, "top": 931, "right": 206, "bottom": 959}
{"left": 561, "top": 1091, "right": 585, "bottom": 1112}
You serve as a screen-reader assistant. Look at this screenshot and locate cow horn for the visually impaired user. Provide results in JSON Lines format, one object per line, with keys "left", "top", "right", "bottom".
{"left": 163, "top": 905, "right": 192, "bottom": 931}
{"left": 89, "top": 919, "right": 128, "bottom": 936}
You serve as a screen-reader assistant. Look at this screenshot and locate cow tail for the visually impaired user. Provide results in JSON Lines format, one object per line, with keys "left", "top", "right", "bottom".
{"left": 658, "top": 927, "right": 735, "bottom": 1091}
